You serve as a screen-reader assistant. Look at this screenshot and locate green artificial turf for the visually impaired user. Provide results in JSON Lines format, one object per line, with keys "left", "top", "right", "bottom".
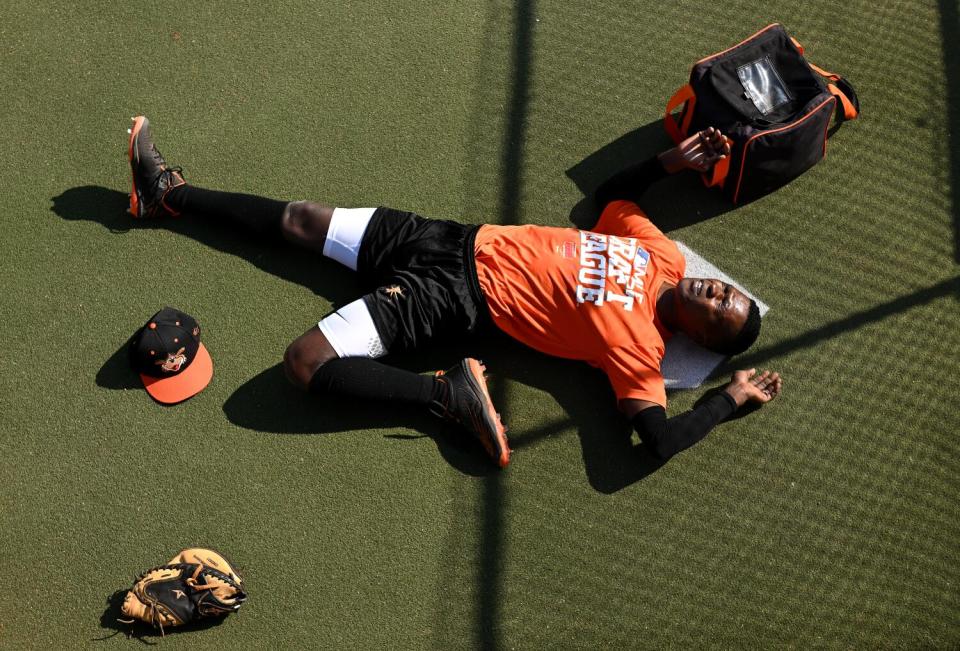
{"left": 1, "top": 0, "right": 958, "bottom": 648}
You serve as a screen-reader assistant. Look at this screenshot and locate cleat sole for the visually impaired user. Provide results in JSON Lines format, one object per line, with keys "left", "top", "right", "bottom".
{"left": 127, "top": 116, "right": 147, "bottom": 217}
{"left": 463, "top": 358, "right": 510, "bottom": 468}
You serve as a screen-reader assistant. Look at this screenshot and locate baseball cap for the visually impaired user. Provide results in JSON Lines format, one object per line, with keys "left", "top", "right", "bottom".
{"left": 128, "top": 307, "right": 213, "bottom": 404}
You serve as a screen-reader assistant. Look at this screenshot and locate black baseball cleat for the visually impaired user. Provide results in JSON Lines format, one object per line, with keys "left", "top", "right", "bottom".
{"left": 431, "top": 358, "right": 510, "bottom": 468}
{"left": 127, "top": 116, "right": 185, "bottom": 218}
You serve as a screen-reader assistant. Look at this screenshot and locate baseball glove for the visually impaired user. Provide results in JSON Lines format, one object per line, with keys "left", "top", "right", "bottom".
{"left": 118, "top": 548, "right": 247, "bottom": 634}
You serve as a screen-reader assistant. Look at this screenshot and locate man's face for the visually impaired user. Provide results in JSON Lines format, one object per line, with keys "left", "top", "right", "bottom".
{"left": 673, "top": 278, "right": 751, "bottom": 350}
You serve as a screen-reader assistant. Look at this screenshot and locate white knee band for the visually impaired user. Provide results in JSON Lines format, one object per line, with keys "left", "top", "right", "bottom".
{"left": 318, "top": 298, "right": 387, "bottom": 358}
{"left": 322, "top": 207, "right": 377, "bottom": 270}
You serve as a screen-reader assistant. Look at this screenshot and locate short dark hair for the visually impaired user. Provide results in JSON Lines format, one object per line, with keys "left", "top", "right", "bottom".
{"left": 717, "top": 299, "right": 761, "bottom": 356}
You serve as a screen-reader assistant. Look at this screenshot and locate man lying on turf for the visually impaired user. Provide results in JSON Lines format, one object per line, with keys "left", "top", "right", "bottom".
{"left": 126, "top": 117, "right": 781, "bottom": 468}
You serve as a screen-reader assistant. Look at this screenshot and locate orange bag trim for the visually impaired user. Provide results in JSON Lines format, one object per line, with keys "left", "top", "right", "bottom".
{"left": 702, "top": 136, "right": 733, "bottom": 188}
{"left": 807, "top": 61, "right": 858, "bottom": 120}
{"left": 807, "top": 61, "right": 840, "bottom": 81}
{"left": 827, "top": 83, "right": 858, "bottom": 120}
{"left": 664, "top": 84, "right": 696, "bottom": 144}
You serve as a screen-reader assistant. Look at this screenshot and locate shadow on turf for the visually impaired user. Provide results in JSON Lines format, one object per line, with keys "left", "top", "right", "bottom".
{"left": 216, "top": 274, "right": 960, "bottom": 490}
{"left": 96, "top": 335, "right": 142, "bottom": 391}
{"left": 938, "top": 0, "right": 960, "bottom": 263}
{"left": 223, "top": 334, "right": 670, "bottom": 492}
{"left": 716, "top": 275, "right": 960, "bottom": 374}
{"left": 565, "top": 119, "right": 734, "bottom": 231}
{"left": 49, "top": 185, "right": 362, "bottom": 309}
{"left": 95, "top": 588, "right": 226, "bottom": 643}
{"left": 50, "top": 186, "right": 665, "bottom": 486}
{"left": 469, "top": 1, "right": 533, "bottom": 645}
{"left": 53, "top": 150, "right": 733, "bottom": 491}
{"left": 472, "top": 339, "right": 671, "bottom": 492}
{"left": 222, "top": 361, "right": 501, "bottom": 478}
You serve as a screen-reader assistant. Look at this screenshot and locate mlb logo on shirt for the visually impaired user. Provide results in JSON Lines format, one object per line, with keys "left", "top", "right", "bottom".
{"left": 634, "top": 247, "right": 650, "bottom": 270}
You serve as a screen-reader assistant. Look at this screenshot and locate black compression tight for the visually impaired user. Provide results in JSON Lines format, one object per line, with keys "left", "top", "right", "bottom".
{"left": 308, "top": 357, "right": 447, "bottom": 407}
{"left": 164, "top": 185, "right": 288, "bottom": 237}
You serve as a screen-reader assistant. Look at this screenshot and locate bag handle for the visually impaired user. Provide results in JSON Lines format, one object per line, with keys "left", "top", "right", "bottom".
{"left": 664, "top": 84, "right": 696, "bottom": 144}
{"left": 791, "top": 37, "right": 860, "bottom": 121}
{"left": 664, "top": 86, "right": 728, "bottom": 187}
{"left": 702, "top": 136, "right": 732, "bottom": 189}
{"left": 811, "top": 66, "right": 860, "bottom": 121}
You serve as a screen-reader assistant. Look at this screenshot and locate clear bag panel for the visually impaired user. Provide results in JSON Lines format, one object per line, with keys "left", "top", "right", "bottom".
{"left": 737, "top": 56, "right": 793, "bottom": 115}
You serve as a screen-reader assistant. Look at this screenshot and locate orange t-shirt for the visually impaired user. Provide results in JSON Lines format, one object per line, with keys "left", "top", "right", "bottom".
{"left": 473, "top": 200, "right": 685, "bottom": 407}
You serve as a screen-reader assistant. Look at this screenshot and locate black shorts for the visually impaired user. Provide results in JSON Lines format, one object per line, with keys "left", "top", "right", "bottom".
{"left": 356, "top": 207, "right": 490, "bottom": 353}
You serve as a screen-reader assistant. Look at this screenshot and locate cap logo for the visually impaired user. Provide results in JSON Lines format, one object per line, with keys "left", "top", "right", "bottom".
{"left": 155, "top": 347, "right": 188, "bottom": 373}
{"left": 192, "top": 326, "right": 200, "bottom": 336}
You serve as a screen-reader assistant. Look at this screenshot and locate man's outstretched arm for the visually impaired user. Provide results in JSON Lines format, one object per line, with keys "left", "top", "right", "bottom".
{"left": 621, "top": 369, "right": 782, "bottom": 460}
{"left": 594, "top": 127, "right": 731, "bottom": 207}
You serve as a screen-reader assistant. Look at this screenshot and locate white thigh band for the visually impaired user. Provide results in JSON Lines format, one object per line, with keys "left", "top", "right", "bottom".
{"left": 318, "top": 298, "right": 387, "bottom": 358}
{"left": 322, "top": 207, "right": 377, "bottom": 270}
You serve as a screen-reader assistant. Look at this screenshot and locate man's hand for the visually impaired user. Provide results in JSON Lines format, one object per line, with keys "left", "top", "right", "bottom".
{"left": 658, "top": 127, "right": 731, "bottom": 174}
{"left": 722, "top": 368, "right": 782, "bottom": 408}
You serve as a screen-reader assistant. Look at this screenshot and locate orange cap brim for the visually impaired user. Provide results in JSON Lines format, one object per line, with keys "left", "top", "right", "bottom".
{"left": 140, "top": 343, "right": 213, "bottom": 404}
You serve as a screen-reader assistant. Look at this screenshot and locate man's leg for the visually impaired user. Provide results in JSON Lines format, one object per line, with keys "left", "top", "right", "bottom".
{"left": 277, "top": 215, "right": 509, "bottom": 466}
{"left": 282, "top": 321, "right": 508, "bottom": 467}
{"left": 165, "top": 188, "right": 354, "bottom": 259}
{"left": 127, "top": 117, "right": 508, "bottom": 465}
{"left": 129, "top": 115, "right": 343, "bottom": 253}
{"left": 281, "top": 306, "right": 508, "bottom": 466}
{"left": 277, "top": 210, "right": 510, "bottom": 464}
{"left": 128, "top": 116, "right": 400, "bottom": 271}
{"left": 281, "top": 323, "right": 441, "bottom": 409}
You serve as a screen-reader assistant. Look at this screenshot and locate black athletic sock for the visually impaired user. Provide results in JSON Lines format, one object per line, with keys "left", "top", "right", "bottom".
{"left": 308, "top": 357, "right": 446, "bottom": 408}
{"left": 164, "top": 184, "right": 288, "bottom": 237}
